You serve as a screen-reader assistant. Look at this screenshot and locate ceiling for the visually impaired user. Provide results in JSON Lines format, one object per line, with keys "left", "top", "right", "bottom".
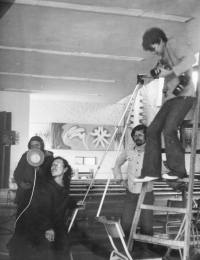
{"left": 0, "top": 0, "right": 200, "bottom": 103}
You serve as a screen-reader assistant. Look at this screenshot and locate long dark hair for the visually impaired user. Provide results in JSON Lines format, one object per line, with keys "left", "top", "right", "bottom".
{"left": 28, "top": 136, "right": 45, "bottom": 152}
{"left": 48, "top": 157, "right": 73, "bottom": 189}
{"left": 51, "top": 156, "right": 73, "bottom": 188}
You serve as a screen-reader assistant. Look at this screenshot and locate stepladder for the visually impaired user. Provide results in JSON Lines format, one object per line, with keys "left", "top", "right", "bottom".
{"left": 126, "top": 56, "right": 200, "bottom": 260}
{"left": 127, "top": 179, "right": 200, "bottom": 260}
{"left": 126, "top": 95, "right": 200, "bottom": 260}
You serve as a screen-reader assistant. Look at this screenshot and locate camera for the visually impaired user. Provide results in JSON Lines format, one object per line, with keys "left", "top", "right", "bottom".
{"left": 172, "top": 73, "right": 190, "bottom": 96}
{"left": 150, "top": 59, "right": 171, "bottom": 78}
{"left": 150, "top": 60, "right": 190, "bottom": 96}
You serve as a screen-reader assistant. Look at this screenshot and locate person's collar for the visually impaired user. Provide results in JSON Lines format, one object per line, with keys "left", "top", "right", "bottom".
{"left": 44, "top": 150, "right": 54, "bottom": 157}
{"left": 134, "top": 143, "right": 146, "bottom": 152}
{"left": 162, "top": 39, "right": 168, "bottom": 59}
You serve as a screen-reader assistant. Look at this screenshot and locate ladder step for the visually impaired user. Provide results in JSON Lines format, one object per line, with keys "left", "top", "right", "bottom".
{"left": 140, "top": 204, "right": 186, "bottom": 213}
{"left": 133, "top": 234, "right": 184, "bottom": 248}
{"left": 130, "top": 249, "right": 163, "bottom": 260}
{"left": 175, "top": 178, "right": 199, "bottom": 182}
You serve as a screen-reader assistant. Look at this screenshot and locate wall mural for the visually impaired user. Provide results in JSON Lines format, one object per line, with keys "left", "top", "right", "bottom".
{"left": 30, "top": 123, "right": 124, "bottom": 151}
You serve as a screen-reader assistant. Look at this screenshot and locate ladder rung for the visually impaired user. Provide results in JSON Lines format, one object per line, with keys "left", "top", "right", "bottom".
{"left": 140, "top": 204, "right": 187, "bottom": 213}
{"left": 175, "top": 178, "right": 199, "bottom": 183}
{"left": 133, "top": 234, "right": 184, "bottom": 248}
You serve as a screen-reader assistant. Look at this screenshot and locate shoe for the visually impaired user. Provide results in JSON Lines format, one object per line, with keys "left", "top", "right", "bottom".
{"left": 162, "top": 172, "right": 179, "bottom": 180}
{"left": 176, "top": 176, "right": 190, "bottom": 182}
{"left": 134, "top": 176, "right": 159, "bottom": 182}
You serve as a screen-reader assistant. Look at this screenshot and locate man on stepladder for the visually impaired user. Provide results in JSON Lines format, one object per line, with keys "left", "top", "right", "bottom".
{"left": 134, "top": 27, "right": 196, "bottom": 183}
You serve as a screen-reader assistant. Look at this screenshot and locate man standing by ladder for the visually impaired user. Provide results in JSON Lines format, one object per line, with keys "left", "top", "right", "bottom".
{"left": 114, "top": 124, "right": 155, "bottom": 250}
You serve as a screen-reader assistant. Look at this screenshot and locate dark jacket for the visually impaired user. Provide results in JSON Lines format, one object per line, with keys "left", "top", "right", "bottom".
{"left": 14, "top": 150, "right": 54, "bottom": 205}
{"left": 7, "top": 179, "right": 71, "bottom": 260}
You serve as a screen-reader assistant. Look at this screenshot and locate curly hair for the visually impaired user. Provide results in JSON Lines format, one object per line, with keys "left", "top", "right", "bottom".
{"left": 48, "top": 157, "right": 73, "bottom": 189}
{"left": 142, "top": 27, "right": 168, "bottom": 51}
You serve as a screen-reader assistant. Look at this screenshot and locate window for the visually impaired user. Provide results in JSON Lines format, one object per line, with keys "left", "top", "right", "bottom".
{"left": 75, "top": 157, "right": 96, "bottom": 165}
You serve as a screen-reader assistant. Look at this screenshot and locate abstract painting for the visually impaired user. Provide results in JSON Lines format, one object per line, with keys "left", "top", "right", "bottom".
{"left": 30, "top": 122, "right": 124, "bottom": 151}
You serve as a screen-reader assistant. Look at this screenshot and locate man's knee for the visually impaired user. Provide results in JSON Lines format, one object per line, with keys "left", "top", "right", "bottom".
{"left": 163, "top": 128, "right": 177, "bottom": 140}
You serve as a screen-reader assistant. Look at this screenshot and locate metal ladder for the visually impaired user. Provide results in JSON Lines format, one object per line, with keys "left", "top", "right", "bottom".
{"left": 127, "top": 69, "right": 200, "bottom": 260}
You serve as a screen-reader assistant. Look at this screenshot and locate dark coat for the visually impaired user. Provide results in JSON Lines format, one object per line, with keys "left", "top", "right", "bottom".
{"left": 7, "top": 179, "right": 71, "bottom": 260}
{"left": 14, "top": 150, "right": 54, "bottom": 205}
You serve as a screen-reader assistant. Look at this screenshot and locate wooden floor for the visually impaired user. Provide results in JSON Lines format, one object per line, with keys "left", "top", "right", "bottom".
{"left": 2, "top": 179, "right": 200, "bottom": 259}
{"left": 0, "top": 205, "right": 183, "bottom": 260}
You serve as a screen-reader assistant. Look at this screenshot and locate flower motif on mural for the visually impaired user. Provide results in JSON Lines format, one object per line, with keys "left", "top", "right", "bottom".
{"left": 90, "top": 126, "right": 111, "bottom": 148}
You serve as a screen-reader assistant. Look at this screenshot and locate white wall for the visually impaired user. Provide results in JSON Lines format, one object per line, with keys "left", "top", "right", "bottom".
{"left": 0, "top": 92, "right": 30, "bottom": 177}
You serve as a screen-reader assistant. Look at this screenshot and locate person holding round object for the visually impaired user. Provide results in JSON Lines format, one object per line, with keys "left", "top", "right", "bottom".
{"left": 7, "top": 157, "right": 77, "bottom": 260}
{"left": 13, "top": 136, "right": 54, "bottom": 207}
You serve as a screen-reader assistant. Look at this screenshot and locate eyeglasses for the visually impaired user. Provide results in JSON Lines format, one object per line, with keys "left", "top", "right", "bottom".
{"left": 133, "top": 134, "right": 144, "bottom": 138}
{"left": 51, "top": 163, "right": 64, "bottom": 168}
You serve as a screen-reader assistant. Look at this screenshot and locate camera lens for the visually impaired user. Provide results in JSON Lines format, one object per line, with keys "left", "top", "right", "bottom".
{"left": 172, "top": 74, "right": 189, "bottom": 96}
{"left": 150, "top": 68, "right": 161, "bottom": 77}
{"left": 172, "top": 84, "right": 184, "bottom": 96}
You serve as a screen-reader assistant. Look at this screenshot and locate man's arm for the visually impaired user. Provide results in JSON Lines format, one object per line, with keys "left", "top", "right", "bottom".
{"left": 14, "top": 153, "right": 27, "bottom": 186}
{"left": 14, "top": 153, "right": 32, "bottom": 190}
{"left": 168, "top": 38, "right": 196, "bottom": 77}
{"left": 159, "top": 38, "right": 195, "bottom": 79}
{"left": 113, "top": 150, "right": 127, "bottom": 180}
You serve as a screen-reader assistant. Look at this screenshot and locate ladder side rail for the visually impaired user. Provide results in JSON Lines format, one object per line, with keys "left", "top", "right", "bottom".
{"left": 183, "top": 58, "right": 200, "bottom": 260}
{"left": 115, "top": 223, "right": 134, "bottom": 260}
{"left": 174, "top": 215, "right": 186, "bottom": 241}
{"left": 127, "top": 182, "right": 148, "bottom": 250}
{"left": 107, "top": 233, "right": 119, "bottom": 252}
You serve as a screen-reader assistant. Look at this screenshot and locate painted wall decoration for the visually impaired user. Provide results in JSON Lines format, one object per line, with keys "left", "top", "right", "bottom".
{"left": 51, "top": 123, "right": 124, "bottom": 151}
{"left": 30, "top": 123, "right": 124, "bottom": 151}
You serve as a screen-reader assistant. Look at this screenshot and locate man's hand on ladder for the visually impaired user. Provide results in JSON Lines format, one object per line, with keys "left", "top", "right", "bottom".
{"left": 119, "top": 180, "right": 128, "bottom": 188}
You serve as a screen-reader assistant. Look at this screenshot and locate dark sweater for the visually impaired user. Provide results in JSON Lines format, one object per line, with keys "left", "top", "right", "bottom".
{"left": 7, "top": 179, "right": 71, "bottom": 260}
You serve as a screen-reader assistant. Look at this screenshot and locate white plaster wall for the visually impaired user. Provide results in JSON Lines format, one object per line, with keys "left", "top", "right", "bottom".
{"left": 0, "top": 92, "right": 30, "bottom": 177}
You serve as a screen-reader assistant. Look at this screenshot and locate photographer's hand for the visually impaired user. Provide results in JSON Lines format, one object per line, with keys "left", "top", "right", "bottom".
{"left": 34, "top": 166, "right": 40, "bottom": 172}
{"left": 159, "top": 68, "right": 173, "bottom": 78}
